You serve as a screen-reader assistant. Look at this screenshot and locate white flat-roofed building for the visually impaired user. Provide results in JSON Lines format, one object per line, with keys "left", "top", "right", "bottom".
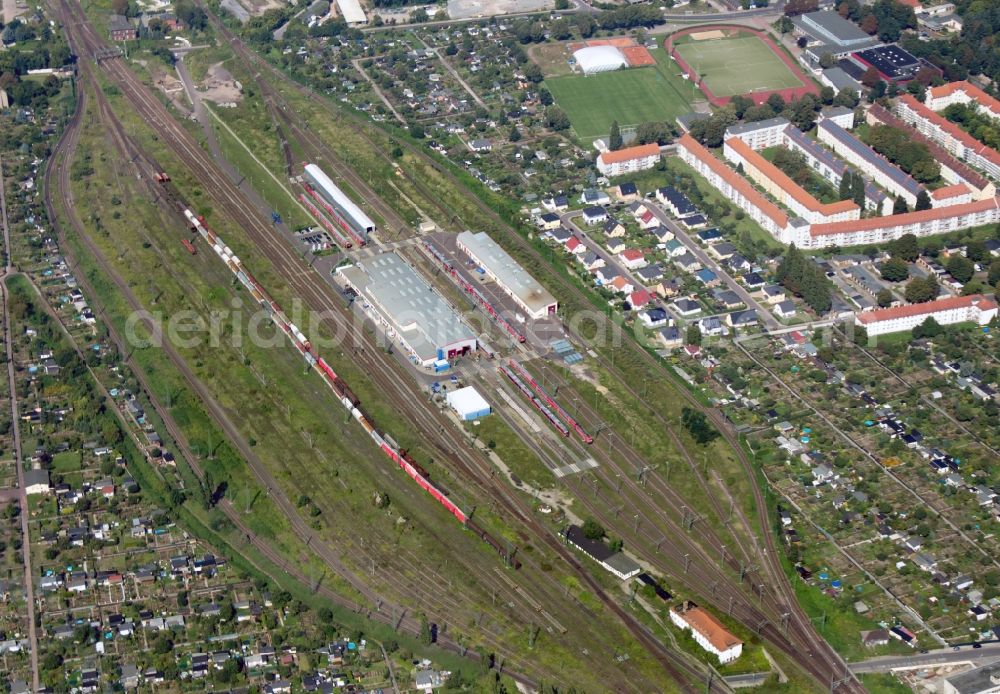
{"left": 336, "top": 0, "right": 367, "bottom": 25}
{"left": 339, "top": 252, "right": 477, "bottom": 366}
{"left": 855, "top": 294, "right": 998, "bottom": 336}
{"left": 724, "top": 117, "right": 790, "bottom": 150}
{"left": 457, "top": 231, "right": 558, "bottom": 319}
{"left": 446, "top": 387, "right": 491, "bottom": 420}
{"left": 573, "top": 45, "right": 627, "bottom": 75}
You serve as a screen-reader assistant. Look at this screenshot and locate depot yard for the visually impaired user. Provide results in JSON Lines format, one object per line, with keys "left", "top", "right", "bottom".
{"left": 543, "top": 47, "right": 699, "bottom": 140}
{"left": 673, "top": 35, "right": 804, "bottom": 98}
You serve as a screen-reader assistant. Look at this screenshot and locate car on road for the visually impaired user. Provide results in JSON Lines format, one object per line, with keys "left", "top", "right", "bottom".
{"left": 953, "top": 646, "right": 961, "bottom": 651}
{"left": 973, "top": 643, "right": 982, "bottom": 649}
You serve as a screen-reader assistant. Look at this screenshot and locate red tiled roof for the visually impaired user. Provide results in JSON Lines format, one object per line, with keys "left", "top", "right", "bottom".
{"left": 867, "top": 104, "right": 991, "bottom": 191}
{"left": 928, "top": 81, "right": 1000, "bottom": 118}
{"left": 810, "top": 196, "right": 1000, "bottom": 236}
{"left": 726, "top": 138, "right": 859, "bottom": 218}
{"left": 898, "top": 94, "right": 1000, "bottom": 168}
{"left": 630, "top": 289, "right": 653, "bottom": 307}
{"left": 599, "top": 143, "right": 660, "bottom": 166}
{"left": 931, "top": 183, "right": 971, "bottom": 200}
{"left": 678, "top": 134, "right": 789, "bottom": 229}
{"left": 610, "top": 276, "right": 632, "bottom": 291}
{"left": 620, "top": 249, "right": 644, "bottom": 261}
{"left": 857, "top": 294, "right": 998, "bottom": 324}
{"left": 676, "top": 606, "right": 743, "bottom": 652}
{"left": 566, "top": 237, "right": 581, "bottom": 251}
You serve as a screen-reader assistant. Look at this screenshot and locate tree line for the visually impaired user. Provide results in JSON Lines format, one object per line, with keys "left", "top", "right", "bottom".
{"left": 776, "top": 244, "right": 833, "bottom": 314}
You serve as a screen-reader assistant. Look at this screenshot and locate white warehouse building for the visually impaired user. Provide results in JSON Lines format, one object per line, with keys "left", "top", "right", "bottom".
{"left": 339, "top": 252, "right": 478, "bottom": 366}
{"left": 573, "top": 45, "right": 627, "bottom": 74}
{"left": 456, "top": 231, "right": 558, "bottom": 320}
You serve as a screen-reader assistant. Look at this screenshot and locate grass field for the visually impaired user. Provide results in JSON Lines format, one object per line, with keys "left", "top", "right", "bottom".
{"left": 674, "top": 36, "right": 804, "bottom": 98}
{"left": 544, "top": 48, "right": 699, "bottom": 140}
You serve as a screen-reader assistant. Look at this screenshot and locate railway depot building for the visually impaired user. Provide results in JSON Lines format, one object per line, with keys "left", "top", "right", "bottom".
{"left": 456, "top": 231, "right": 558, "bottom": 320}
{"left": 339, "top": 252, "right": 478, "bottom": 367}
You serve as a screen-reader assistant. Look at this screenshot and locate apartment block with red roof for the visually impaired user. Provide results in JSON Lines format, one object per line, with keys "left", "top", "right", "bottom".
{"left": 925, "top": 81, "right": 1000, "bottom": 122}
{"left": 809, "top": 197, "right": 1000, "bottom": 248}
{"left": 595, "top": 143, "right": 661, "bottom": 177}
{"left": 677, "top": 133, "right": 1000, "bottom": 249}
{"left": 724, "top": 137, "right": 861, "bottom": 225}
{"left": 895, "top": 94, "right": 1000, "bottom": 181}
{"left": 677, "top": 134, "right": 793, "bottom": 242}
{"left": 855, "top": 295, "right": 998, "bottom": 336}
{"left": 865, "top": 103, "right": 996, "bottom": 199}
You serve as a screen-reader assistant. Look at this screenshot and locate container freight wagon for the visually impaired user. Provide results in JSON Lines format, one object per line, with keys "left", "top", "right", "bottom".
{"left": 179, "top": 201, "right": 520, "bottom": 568}
{"left": 302, "top": 163, "right": 374, "bottom": 246}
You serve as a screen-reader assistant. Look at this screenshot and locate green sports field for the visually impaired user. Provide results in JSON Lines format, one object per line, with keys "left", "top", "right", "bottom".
{"left": 544, "top": 49, "right": 699, "bottom": 140}
{"left": 674, "top": 36, "right": 804, "bottom": 98}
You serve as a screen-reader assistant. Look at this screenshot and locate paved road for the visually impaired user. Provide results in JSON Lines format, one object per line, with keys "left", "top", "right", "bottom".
{"left": 0, "top": 155, "right": 41, "bottom": 691}
{"left": 560, "top": 197, "right": 780, "bottom": 330}
{"left": 850, "top": 643, "right": 1000, "bottom": 673}
{"left": 646, "top": 202, "right": 781, "bottom": 331}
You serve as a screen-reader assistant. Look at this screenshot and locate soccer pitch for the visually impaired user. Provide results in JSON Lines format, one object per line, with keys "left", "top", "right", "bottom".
{"left": 545, "top": 54, "right": 698, "bottom": 140}
{"left": 674, "top": 36, "right": 804, "bottom": 98}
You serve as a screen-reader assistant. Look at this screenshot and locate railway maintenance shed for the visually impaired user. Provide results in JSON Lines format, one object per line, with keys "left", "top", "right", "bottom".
{"left": 340, "top": 252, "right": 478, "bottom": 367}
{"left": 457, "top": 231, "right": 558, "bottom": 320}
{"left": 446, "top": 386, "right": 492, "bottom": 420}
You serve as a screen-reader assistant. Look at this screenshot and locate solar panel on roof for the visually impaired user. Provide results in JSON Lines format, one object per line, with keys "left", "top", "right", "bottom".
{"left": 564, "top": 353, "right": 583, "bottom": 365}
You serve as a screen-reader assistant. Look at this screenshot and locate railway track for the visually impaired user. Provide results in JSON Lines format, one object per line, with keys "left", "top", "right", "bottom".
{"left": 50, "top": 2, "right": 718, "bottom": 689}
{"left": 60, "top": 59, "right": 569, "bottom": 685}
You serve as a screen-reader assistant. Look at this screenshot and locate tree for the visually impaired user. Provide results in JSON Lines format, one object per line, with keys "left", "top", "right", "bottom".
{"left": 777, "top": 243, "right": 832, "bottom": 313}
{"left": 581, "top": 518, "right": 606, "bottom": 540}
{"left": 609, "top": 119, "right": 623, "bottom": 151}
{"left": 819, "top": 52, "right": 836, "bottom": 69}
{"left": 730, "top": 94, "right": 753, "bottom": 119}
{"left": 965, "top": 240, "right": 988, "bottom": 262}
{"left": 905, "top": 276, "right": 938, "bottom": 303}
{"left": 766, "top": 92, "right": 786, "bottom": 113}
{"left": 876, "top": 288, "right": 894, "bottom": 307}
{"left": 852, "top": 172, "right": 866, "bottom": 208}
{"left": 914, "top": 190, "right": 932, "bottom": 211}
{"left": 880, "top": 257, "right": 910, "bottom": 282}
{"left": 545, "top": 106, "right": 570, "bottom": 131}
{"left": 987, "top": 259, "right": 1000, "bottom": 286}
{"left": 861, "top": 67, "right": 882, "bottom": 88}
{"left": 892, "top": 195, "right": 909, "bottom": 215}
{"left": 889, "top": 233, "right": 919, "bottom": 262}
{"left": 686, "top": 323, "right": 702, "bottom": 346}
{"left": 408, "top": 123, "right": 425, "bottom": 139}
{"left": 946, "top": 254, "right": 975, "bottom": 283}
{"left": 839, "top": 171, "right": 853, "bottom": 200}
{"left": 522, "top": 62, "right": 543, "bottom": 83}
{"left": 872, "top": 80, "right": 888, "bottom": 101}
{"left": 681, "top": 407, "right": 719, "bottom": 445}
{"left": 835, "top": 88, "right": 860, "bottom": 109}
{"left": 912, "top": 316, "right": 943, "bottom": 338}
{"left": 861, "top": 13, "right": 878, "bottom": 34}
